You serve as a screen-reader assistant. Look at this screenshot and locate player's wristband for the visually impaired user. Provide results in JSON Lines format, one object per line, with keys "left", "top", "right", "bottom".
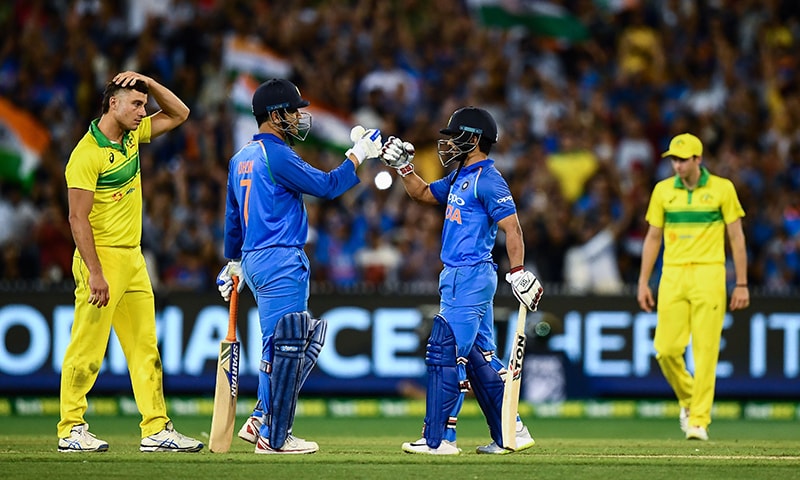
{"left": 396, "top": 163, "right": 414, "bottom": 177}
{"left": 509, "top": 265, "right": 524, "bottom": 275}
{"left": 735, "top": 284, "right": 748, "bottom": 288}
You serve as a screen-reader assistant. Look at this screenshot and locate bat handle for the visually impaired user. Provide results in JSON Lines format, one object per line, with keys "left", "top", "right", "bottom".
{"left": 226, "top": 276, "right": 240, "bottom": 342}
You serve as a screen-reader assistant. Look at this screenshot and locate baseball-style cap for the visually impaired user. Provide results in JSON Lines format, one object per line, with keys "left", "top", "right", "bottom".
{"left": 252, "top": 78, "right": 310, "bottom": 116}
{"left": 661, "top": 133, "right": 703, "bottom": 159}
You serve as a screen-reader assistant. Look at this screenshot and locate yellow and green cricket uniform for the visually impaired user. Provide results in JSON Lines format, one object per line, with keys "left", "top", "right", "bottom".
{"left": 645, "top": 166, "right": 744, "bottom": 429}
{"left": 59, "top": 116, "right": 170, "bottom": 439}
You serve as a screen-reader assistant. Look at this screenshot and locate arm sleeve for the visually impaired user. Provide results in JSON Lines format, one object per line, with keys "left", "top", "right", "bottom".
{"left": 644, "top": 183, "right": 665, "bottom": 228}
{"left": 429, "top": 173, "right": 454, "bottom": 205}
{"left": 65, "top": 145, "right": 101, "bottom": 191}
{"left": 136, "top": 116, "right": 152, "bottom": 144}
{"left": 478, "top": 169, "right": 516, "bottom": 222}
{"left": 271, "top": 151, "right": 359, "bottom": 199}
{"left": 720, "top": 179, "right": 745, "bottom": 223}
{"left": 223, "top": 167, "right": 243, "bottom": 260}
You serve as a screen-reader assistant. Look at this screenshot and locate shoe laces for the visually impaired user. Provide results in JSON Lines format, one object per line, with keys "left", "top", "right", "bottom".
{"left": 284, "top": 435, "right": 301, "bottom": 447}
{"left": 72, "top": 424, "right": 97, "bottom": 440}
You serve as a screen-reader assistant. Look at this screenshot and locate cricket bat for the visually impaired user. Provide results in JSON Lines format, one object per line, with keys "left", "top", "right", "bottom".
{"left": 501, "top": 303, "right": 527, "bottom": 450}
{"left": 209, "top": 276, "right": 240, "bottom": 453}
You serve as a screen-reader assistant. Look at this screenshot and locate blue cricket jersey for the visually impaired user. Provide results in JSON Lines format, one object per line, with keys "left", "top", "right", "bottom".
{"left": 224, "top": 133, "right": 360, "bottom": 259}
{"left": 429, "top": 159, "right": 516, "bottom": 267}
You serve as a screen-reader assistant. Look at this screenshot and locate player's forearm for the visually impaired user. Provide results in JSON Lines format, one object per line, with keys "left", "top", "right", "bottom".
{"left": 729, "top": 235, "right": 748, "bottom": 285}
{"left": 69, "top": 217, "right": 103, "bottom": 275}
{"left": 400, "top": 174, "right": 437, "bottom": 205}
{"left": 505, "top": 238, "right": 524, "bottom": 269}
{"left": 147, "top": 77, "right": 190, "bottom": 122}
{"left": 637, "top": 236, "right": 661, "bottom": 286}
{"left": 499, "top": 216, "right": 525, "bottom": 267}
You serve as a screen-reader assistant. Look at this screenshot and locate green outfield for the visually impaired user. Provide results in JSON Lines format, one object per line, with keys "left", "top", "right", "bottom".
{"left": 1, "top": 414, "right": 799, "bottom": 480}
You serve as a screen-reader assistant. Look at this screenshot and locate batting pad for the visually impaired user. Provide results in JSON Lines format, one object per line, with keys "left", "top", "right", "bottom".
{"left": 423, "top": 315, "right": 462, "bottom": 449}
{"left": 466, "top": 345, "right": 506, "bottom": 446}
{"left": 270, "top": 311, "right": 310, "bottom": 449}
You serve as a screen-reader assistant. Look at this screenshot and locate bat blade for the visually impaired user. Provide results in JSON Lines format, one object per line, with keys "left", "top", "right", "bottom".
{"left": 209, "top": 276, "right": 241, "bottom": 453}
{"left": 501, "top": 303, "right": 527, "bottom": 450}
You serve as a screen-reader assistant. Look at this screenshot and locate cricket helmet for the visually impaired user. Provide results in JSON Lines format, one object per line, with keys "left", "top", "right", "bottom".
{"left": 437, "top": 106, "right": 498, "bottom": 167}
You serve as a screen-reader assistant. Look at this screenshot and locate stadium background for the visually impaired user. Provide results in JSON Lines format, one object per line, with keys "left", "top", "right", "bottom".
{"left": 0, "top": 0, "right": 799, "bottom": 418}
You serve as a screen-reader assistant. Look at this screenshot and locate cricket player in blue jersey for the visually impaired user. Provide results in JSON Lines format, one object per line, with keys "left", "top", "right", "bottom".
{"left": 380, "top": 107, "right": 543, "bottom": 455}
{"left": 216, "top": 78, "right": 381, "bottom": 454}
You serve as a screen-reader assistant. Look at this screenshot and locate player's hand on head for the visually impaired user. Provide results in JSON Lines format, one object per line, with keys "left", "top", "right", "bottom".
{"left": 112, "top": 71, "right": 149, "bottom": 88}
{"left": 216, "top": 260, "right": 244, "bottom": 302}
{"left": 505, "top": 269, "right": 543, "bottom": 311}
{"left": 380, "top": 136, "right": 415, "bottom": 177}
{"left": 346, "top": 125, "right": 382, "bottom": 165}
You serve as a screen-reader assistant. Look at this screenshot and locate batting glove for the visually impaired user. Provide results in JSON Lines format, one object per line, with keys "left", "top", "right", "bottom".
{"left": 346, "top": 125, "right": 382, "bottom": 165}
{"left": 506, "top": 268, "right": 543, "bottom": 311}
{"left": 216, "top": 260, "right": 244, "bottom": 302}
{"left": 380, "top": 136, "right": 415, "bottom": 177}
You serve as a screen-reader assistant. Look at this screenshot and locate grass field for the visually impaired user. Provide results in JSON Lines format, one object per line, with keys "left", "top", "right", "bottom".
{"left": 2, "top": 415, "right": 799, "bottom": 480}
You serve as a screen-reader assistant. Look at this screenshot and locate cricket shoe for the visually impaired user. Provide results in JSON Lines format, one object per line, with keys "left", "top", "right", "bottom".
{"left": 679, "top": 407, "right": 690, "bottom": 433}
{"left": 140, "top": 421, "right": 204, "bottom": 452}
{"left": 401, "top": 438, "right": 461, "bottom": 455}
{"left": 685, "top": 425, "right": 708, "bottom": 441}
{"left": 58, "top": 423, "right": 109, "bottom": 452}
{"left": 475, "top": 425, "right": 536, "bottom": 454}
{"left": 255, "top": 434, "right": 319, "bottom": 454}
{"left": 238, "top": 416, "right": 262, "bottom": 444}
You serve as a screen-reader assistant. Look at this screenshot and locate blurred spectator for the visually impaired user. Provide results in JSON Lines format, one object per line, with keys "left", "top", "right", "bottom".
{"left": 355, "top": 228, "right": 402, "bottom": 286}
{"left": 0, "top": 0, "right": 799, "bottom": 294}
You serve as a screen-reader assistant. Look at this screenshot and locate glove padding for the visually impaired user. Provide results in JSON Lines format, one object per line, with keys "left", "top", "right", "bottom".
{"left": 216, "top": 260, "right": 244, "bottom": 302}
{"left": 505, "top": 269, "right": 543, "bottom": 311}
{"left": 346, "top": 125, "right": 382, "bottom": 165}
{"left": 380, "top": 136, "right": 415, "bottom": 176}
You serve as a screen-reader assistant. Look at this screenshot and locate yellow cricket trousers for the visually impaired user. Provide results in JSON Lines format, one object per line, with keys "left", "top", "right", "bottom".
{"left": 58, "top": 246, "right": 169, "bottom": 438}
{"left": 653, "top": 263, "right": 726, "bottom": 429}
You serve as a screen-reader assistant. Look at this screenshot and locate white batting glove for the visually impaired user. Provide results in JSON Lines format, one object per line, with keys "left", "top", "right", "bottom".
{"left": 505, "top": 268, "right": 543, "bottom": 311}
{"left": 380, "top": 136, "right": 415, "bottom": 177}
{"left": 346, "top": 125, "right": 382, "bottom": 165}
{"left": 216, "top": 260, "right": 244, "bottom": 302}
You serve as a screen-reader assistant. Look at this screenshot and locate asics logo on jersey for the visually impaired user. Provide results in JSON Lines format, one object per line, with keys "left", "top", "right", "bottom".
{"left": 497, "top": 195, "right": 513, "bottom": 203}
{"left": 447, "top": 193, "right": 465, "bottom": 206}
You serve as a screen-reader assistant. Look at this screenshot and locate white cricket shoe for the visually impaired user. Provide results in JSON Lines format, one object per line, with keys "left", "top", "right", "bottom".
{"left": 685, "top": 425, "right": 709, "bottom": 441}
{"left": 255, "top": 434, "right": 319, "bottom": 454}
{"left": 679, "top": 407, "right": 690, "bottom": 433}
{"left": 401, "top": 438, "right": 461, "bottom": 455}
{"left": 140, "top": 421, "right": 204, "bottom": 452}
{"left": 58, "top": 423, "right": 109, "bottom": 452}
{"left": 475, "top": 425, "right": 536, "bottom": 454}
{"left": 238, "top": 416, "right": 262, "bottom": 444}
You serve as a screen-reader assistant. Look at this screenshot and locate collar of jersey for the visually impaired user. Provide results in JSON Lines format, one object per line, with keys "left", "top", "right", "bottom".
{"left": 461, "top": 158, "right": 493, "bottom": 173}
{"left": 90, "top": 119, "right": 131, "bottom": 155}
{"left": 252, "top": 132, "right": 284, "bottom": 144}
{"left": 673, "top": 165, "right": 710, "bottom": 189}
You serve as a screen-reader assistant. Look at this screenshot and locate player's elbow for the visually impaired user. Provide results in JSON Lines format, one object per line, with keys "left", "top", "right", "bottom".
{"left": 177, "top": 105, "right": 190, "bottom": 123}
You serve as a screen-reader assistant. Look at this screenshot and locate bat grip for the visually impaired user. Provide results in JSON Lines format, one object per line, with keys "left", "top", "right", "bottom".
{"left": 517, "top": 303, "right": 527, "bottom": 334}
{"left": 226, "top": 276, "right": 240, "bottom": 342}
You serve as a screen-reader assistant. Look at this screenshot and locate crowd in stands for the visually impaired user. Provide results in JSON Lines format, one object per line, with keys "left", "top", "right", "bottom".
{"left": 1, "top": 0, "right": 799, "bottom": 295}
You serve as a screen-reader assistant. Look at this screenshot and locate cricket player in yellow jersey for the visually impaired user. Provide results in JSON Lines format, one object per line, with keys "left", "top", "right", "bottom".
{"left": 58, "top": 71, "right": 202, "bottom": 453}
{"left": 637, "top": 133, "right": 749, "bottom": 441}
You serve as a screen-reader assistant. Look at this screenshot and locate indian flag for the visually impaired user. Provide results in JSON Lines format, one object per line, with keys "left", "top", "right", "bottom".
{"left": 0, "top": 97, "right": 50, "bottom": 189}
{"left": 469, "top": 0, "right": 589, "bottom": 43}
{"left": 223, "top": 34, "right": 292, "bottom": 79}
{"left": 229, "top": 73, "right": 353, "bottom": 153}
